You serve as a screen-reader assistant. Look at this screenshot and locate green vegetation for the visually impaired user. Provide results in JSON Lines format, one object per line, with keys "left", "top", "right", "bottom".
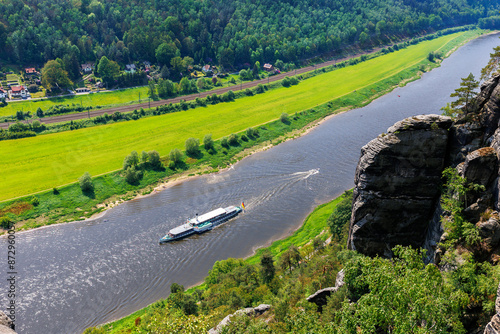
{"left": 2, "top": 0, "right": 496, "bottom": 69}
{"left": 0, "top": 31, "right": 477, "bottom": 204}
{"left": 91, "top": 185, "right": 500, "bottom": 334}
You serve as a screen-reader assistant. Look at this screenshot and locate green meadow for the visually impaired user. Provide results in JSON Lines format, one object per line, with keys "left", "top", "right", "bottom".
{"left": 0, "top": 31, "right": 476, "bottom": 201}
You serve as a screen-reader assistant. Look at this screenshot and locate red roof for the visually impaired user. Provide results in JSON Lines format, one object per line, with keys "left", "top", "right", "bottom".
{"left": 11, "top": 86, "right": 25, "bottom": 92}
{"left": 0, "top": 88, "right": 6, "bottom": 93}
{"left": 25, "top": 68, "right": 36, "bottom": 74}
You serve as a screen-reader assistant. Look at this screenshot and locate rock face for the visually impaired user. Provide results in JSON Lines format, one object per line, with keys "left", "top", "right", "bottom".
{"left": 348, "top": 114, "right": 453, "bottom": 257}
{"left": 307, "top": 269, "right": 345, "bottom": 311}
{"left": 484, "top": 282, "right": 500, "bottom": 334}
{"left": 0, "top": 312, "right": 15, "bottom": 334}
{"left": 208, "top": 304, "right": 271, "bottom": 334}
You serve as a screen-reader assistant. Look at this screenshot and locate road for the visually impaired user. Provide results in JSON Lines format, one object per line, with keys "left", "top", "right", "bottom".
{"left": 0, "top": 53, "right": 365, "bottom": 130}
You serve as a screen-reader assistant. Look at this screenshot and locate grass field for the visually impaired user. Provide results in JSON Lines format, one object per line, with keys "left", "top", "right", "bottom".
{"left": 0, "top": 31, "right": 477, "bottom": 201}
{"left": 0, "top": 86, "right": 150, "bottom": 117}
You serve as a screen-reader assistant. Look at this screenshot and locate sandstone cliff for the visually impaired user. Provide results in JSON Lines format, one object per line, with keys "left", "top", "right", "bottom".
{"left": 348, "top": 73, "right": 500, "bottom": 261}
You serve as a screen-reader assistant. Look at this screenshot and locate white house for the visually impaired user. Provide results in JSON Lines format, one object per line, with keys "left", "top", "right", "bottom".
{"left": 0, "top": 88, "right": 7, "bottom": 99}
{"left": 9, "top": 85, "right": 28, "bottom": 99}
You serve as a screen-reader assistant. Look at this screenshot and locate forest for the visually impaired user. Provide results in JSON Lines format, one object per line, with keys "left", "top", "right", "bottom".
{"left": 1, "top": 0, "right": 500, "bottom": 70}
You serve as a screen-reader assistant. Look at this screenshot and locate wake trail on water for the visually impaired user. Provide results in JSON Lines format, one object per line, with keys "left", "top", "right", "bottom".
{"left": 245, "top": 168, "right": 320, "bottom": 209}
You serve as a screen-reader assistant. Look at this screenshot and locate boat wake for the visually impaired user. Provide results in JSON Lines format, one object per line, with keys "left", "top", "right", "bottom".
{"left": 244, "top": 168, "right": 320, "bottom": 209}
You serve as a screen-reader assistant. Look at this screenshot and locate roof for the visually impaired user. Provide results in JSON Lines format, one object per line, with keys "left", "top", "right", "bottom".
{"left": 194, "top": 208, "right": 227, "bottom": 224}
{"left": 81, "top": 63, "right": 92, "bottom": 69}
{"left": 263, "top": 63, "right": 273, "bottom": 69}
{"left": 202, "top": 65, "right": 211, "bottom": 71}
{"left": 11, "top": 86, "right": 25, "bottom": 92}
{"left": 0, "top": 88, "right": 6, "bottom": 93}
{"left": 25, "top": 67, "right": 36, "bottom": 73}
{"left": 170, "top": 223, "right": 193, "bottom": 235}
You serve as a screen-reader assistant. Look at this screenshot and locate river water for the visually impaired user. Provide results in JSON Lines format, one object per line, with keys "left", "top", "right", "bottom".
{"left": 3, "top": 32, "right": 500, "bottom": 334}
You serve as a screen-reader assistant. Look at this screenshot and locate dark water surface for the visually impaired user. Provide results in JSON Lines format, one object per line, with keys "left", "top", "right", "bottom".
{"left": 3, "top": 33, "right": 500, "bottom": 334}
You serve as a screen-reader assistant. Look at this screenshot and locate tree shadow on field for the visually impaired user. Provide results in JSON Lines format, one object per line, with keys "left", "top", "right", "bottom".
{"left": 82, "top": 188, "right": 95, "bottom": 199}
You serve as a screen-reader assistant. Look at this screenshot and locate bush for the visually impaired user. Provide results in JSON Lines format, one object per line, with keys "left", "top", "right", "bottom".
{"left": 53, "top": 187, "right": 59, "bottom": 195}
{"left": 203, "top": 134, "right": 214, "bottom": 150}
{"left": 148, "top": 150, "right": 162, "bottom": 170}
{"left": 123, "top": 151, "right": 139, "bottom": 170}
{"left": 169, "top": 148, "right": 183, "bottom": 167}
{"left": 79, "top": 172, "right": 94, "bottom": 193}
{"left": 31, "top": 196, "right": 39, "bottom": 206}
{"left": 141, "top": 151, "right": 149, "bottom": 165}
{"left": 221, "top": 137, "right": 229, "bottom": 148}
{"left": 0, "top": 216, "right": 13, "bottom": 229}
{"left": 228, "top": 133, "right": 238, "bottom": 146}
{"left": 125, "top": 166, "right": 143, "bottom": 184}
{"left": 241, "top": 134, "right": 248, "bottom": 141}
{"left": 36, "top": 107, "right": 44, "bottom": 117}
{"left": 280, "top": 112, "right": 289, "bottom": 123}
{"left": 171, "top": 283, "right": 184, "bottom": 294}
{"left": 185, "top": 137, "right": 200, "bottom": 156}
{"left": 246, "top": 127, "right": 258, "bottom": 138}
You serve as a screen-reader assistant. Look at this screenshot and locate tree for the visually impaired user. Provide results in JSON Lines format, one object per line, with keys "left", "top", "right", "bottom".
{"left": 279, "top": 244, "right": 301, "bottom": 273}
{"left": 148, "top": 80, "right": 157, "bottom": 99}
{"left": 141, "top": 151, "right": 149, "bottom": 164}
{"left": 450, "top": 73, "right": 479, "bottom": 115}
{"left": 97, "top": 56, "right": 120, "bottom": 84}
{"left": 124, "top": 166, "right": 142, "bottom": 184}
{"left": 481, "top": 45, "right": 500, "bottom": 80}
{"left": 123, "top": 151, "right": 139, "bottom": 170}
{"left": 185, "top": 137, "right": 200, "bottom": 156}
{"left": 203, "top": 134, "right": 214, "bottom": 150}
{"left": 41, "top": 60, "right": 73, "bottom": 91}
{"left": 280, "top": 112, "right": 289, "bottom": 123}
{"left": 260, "top": 251, "right": 275, "bottom": 283}
{"left": 79, "top": 172, "right": 94, "bottom": 193}
{"left": 155, "top": 42, "right": 179, "bottom": 65}
{"left": 328, "top": 190, "right": 353, "bottom": 241}
{"left": 169, "top": 148, "right": 183, "bottom": 167}
{"left": 148, "top": 150, "right": 162, "bottom": 170}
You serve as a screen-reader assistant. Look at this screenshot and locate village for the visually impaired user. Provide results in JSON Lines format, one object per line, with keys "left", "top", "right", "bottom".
{"left": 0, "top": 60, "right": 280, "bottom": 103}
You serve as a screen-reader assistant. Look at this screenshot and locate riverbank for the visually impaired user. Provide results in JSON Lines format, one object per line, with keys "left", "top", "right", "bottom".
{"left": 98, "top": 190, "right": 350, "bottom": 333}
{"left": 0, "top": 29, "right": 485, "bottom": 234}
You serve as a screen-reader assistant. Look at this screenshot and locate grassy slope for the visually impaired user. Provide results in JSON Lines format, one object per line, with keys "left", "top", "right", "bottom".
{"left": 0, "top": 32, "right": 473, "bottom": 201}
{"left": 0, "top": 86, "right": 151, "bottom": 117}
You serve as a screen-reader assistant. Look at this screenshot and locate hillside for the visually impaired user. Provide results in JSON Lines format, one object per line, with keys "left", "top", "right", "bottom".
{"left": 0, "top": 0, "right": 499, "bottom": 69}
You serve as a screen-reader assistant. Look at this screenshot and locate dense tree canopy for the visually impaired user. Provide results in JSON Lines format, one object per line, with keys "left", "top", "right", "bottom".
{"left": 41, "top": 59, "right": 73, "bottom": 91}
{"left": 1, "top": 0, "right": 499, "bottom": 70}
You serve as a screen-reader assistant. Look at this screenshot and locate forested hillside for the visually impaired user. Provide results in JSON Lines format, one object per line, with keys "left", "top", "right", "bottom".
{"left": 0, "top": 0, "right": 499, "bottom": 68}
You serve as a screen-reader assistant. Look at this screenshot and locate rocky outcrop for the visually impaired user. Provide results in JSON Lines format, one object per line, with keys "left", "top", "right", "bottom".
{"left": 208, "top": 304, "right": 271, "bottom": 334}
{"left": 484, "top": 282, "right": 500, "bottom": 334}
{"left": 348, "top": 114, "right": 453, "bottom": 257}
{"left": 307, "top": 269, "right": 345, "bottom": 311}
{"left": 0, "top": 312, "right": 15, "bottom": 334}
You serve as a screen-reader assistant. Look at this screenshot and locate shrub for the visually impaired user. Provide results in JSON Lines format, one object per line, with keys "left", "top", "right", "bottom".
{"left": 221, "top": 137, "right": 229, "bottom": 148}
{"left": 171, "top": 283, "right": 184, "bottom": 294}
{"left": 123, "top": 151, "right": 139, "bottom": 170}
{"left": 79, "top": 172, "right": 94, "bottom": 193}
{"left": 52, "top": 187, "right": 59, "bottom": 195}
{"left": 203, "top": 134, "right": 214, "bottom": 150}
{"left": 246, "top": 127, "right": 257, "bottom": 138}
{"left": 0, "top": 216, "right": 13, "bottom": 229}
{"left": 141, "top": 151, "right": 149, "bottom": 165}
{"left": 280, "top": 112, "right": 289, "bottom": 123}
{"left": 228, "top": 133, "right": 238, "bottom": 146}
{"left": 169, "top": 148, "right": 183, "bottom": 167}
{"left": 36, "top": 107, "right": 44, "bottom": 117}
{"left": 31, "top": 196, "right": 39, "bottom": 206}
{"left": 244, "top": 88, "right": 253, "bottom": 96}
{"left": 148, "top": 150, "right": 162, "bottom": 170}
{"left": 256, "top": 84, "right": 265, "bottom": 94}
{"left": 241, "top": 134, "right": 248, "bottom": 141}
{"left": 185, "top": 137, "right": 200, "bottom": 156}
{"left": 125, "top": 166, "right": 142, "bottom": 184}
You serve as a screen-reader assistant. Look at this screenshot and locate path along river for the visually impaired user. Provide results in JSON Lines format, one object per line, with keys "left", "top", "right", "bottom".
{"left": 3, "top": 32, "right": 500, "bottom": 334}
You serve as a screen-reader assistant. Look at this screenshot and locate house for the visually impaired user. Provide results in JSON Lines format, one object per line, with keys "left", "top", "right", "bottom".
{"left": 9, "top": 85, "right": 28, "bottom": 99}
{"left": 202, "top": 65, "right": 211, "bottom": 73}
{"left": 81, "top": 63, "right": 93, "bottom": 73}
{"left": 143, "top": 61, "right": 151, "bottom": 71}
{"left": 75, "top": 87, "right": 90, "bottom": 93}
{"left": 25, "top": 68, "right": 37, "bottom": 75}
{"left": 0, "top": 88, "right": 7, "bottom": 99}
{"left": 263, "top": 63, "right": 273, "bottom": 71}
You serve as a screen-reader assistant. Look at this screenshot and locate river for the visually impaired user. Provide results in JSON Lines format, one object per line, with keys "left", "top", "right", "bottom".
{"left": 3, "top": 32, "right": 500, "bottom": 334}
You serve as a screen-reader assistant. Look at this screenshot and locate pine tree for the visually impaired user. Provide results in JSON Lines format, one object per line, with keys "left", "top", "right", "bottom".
{"left": 450, "top": 73, "right": 479, "bottom": 115}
